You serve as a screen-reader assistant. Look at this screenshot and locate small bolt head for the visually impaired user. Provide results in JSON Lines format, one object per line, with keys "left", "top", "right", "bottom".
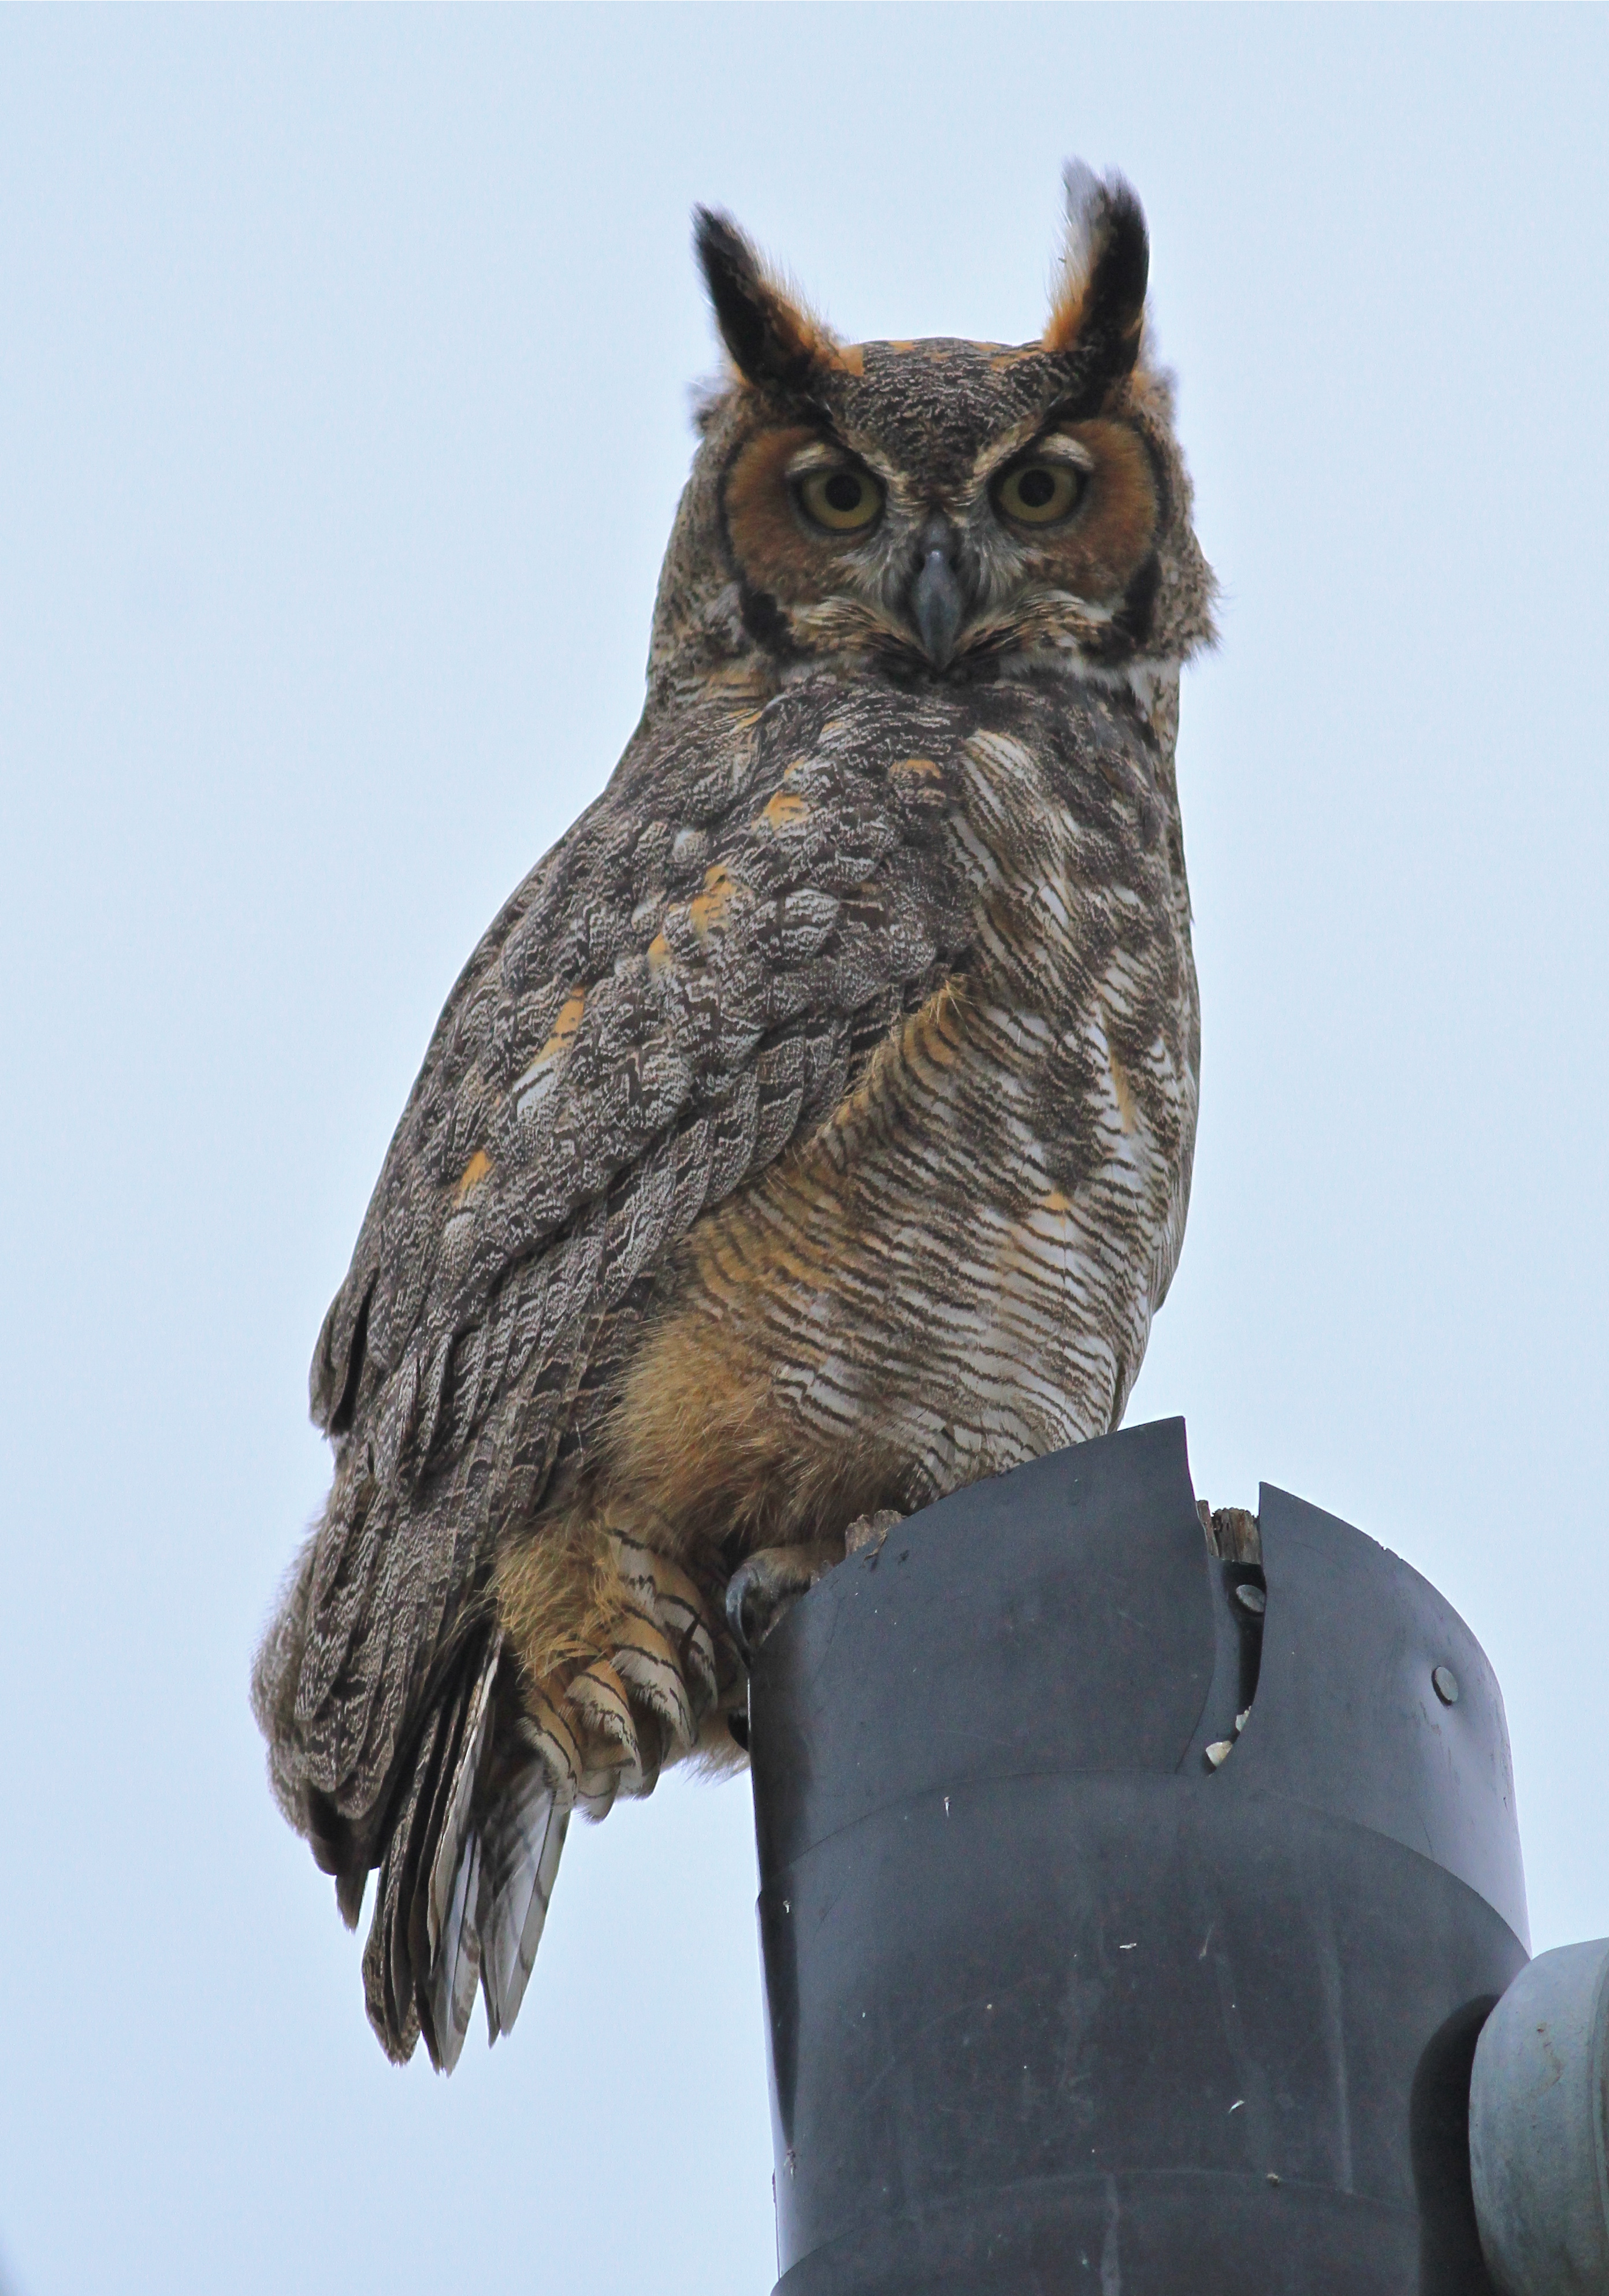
{"left": 1234, "top": 1582, "right": 1267, "bottom": 1617}
{"left": 1432, "top": 1665, "right": 1461, "bottom": 1706}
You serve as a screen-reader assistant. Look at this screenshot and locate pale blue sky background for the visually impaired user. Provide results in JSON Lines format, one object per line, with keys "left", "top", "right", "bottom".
{"left": 2, "top": 8, "right": 1607, "bottom": 2291}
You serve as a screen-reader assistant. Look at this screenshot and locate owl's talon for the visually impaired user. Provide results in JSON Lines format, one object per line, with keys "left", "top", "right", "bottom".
{"left": 845, "top": 1508, "right": 903, "bottom": 1558}
{"left": 726, "top": 1543, "right": 837, "bottom": 1667}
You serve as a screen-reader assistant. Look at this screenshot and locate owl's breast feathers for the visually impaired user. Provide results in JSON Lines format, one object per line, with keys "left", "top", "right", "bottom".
{"left": 619, "top": 671, "right": 1199, "bottom": 1528}
{"left": 252, "top": 664, "right": 1195, "bottom": 2060}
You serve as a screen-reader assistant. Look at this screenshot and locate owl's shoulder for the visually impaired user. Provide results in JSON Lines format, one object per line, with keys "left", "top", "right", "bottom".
{"left": 310, "top": 675, "right": 973, "bottom": 1440}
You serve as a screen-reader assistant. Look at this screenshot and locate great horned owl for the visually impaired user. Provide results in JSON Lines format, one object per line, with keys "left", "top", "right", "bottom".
{"left": 254, "top": 163, "right": 1214, "bottom": 2071}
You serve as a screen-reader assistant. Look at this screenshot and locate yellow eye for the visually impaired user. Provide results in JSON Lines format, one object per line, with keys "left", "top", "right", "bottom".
{"left": 796, "top": 466, "right": 883, "bottom": 534}
{"left": 995, "top": 460, "right": 1084, "bottom": 527}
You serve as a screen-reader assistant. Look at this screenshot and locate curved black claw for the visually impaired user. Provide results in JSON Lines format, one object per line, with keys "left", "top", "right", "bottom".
{"left": 726, "top": 1543, "right": 838, "bottom": 1669}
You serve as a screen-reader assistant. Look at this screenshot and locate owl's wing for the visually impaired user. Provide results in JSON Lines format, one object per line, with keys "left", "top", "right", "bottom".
{"left": 252, "top": 684, "right": 967, "bottom": 2063}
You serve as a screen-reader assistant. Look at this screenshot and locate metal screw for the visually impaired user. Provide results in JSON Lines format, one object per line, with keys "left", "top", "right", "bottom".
{"left": 1432, "top": 1665, "right": 1460, "bottom": 1706}
{"left": 1234, "top": 1583, "right": 1266, "bottom": 1617}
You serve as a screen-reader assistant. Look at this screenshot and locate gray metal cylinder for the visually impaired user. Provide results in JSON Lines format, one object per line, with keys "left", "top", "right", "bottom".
{"left": 749, "top": 1418, "right": 1531, "bottom": 2293}
{"left": 1470, "top": 1938, "right": 1609, "bottom": 2294}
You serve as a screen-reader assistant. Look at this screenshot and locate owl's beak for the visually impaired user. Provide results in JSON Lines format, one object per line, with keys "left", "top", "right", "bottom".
{"left": 907, "top": 518, "right": 970, "bottom": 670}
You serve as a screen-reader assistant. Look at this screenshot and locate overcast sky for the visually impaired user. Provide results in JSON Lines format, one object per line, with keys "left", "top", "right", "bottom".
{"left": 2, "top": 8, "right": 1607, "bottom": 2293}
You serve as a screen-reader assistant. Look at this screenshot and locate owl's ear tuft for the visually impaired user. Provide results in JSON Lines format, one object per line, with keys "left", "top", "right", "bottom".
{"left": 694, "top": 207, "right": 843, "bottom": 393}
{"left": 1043, "top": 162, "right": 1150, "bottom": 385}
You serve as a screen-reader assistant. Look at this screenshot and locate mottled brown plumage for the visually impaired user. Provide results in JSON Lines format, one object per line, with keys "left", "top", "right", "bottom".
{"left": 254, "top": 162, "right": 1215, "bottom": 2070}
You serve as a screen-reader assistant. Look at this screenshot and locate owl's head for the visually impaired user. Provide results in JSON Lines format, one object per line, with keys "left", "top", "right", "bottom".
{"left": 649, "top": 164, "right": 1214, "bottom": 697}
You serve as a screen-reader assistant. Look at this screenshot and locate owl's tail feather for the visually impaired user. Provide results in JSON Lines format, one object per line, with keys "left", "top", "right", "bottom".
{"left": 356, "top": 1532, "right": 734, "bottom": 2069}
{"left": 477, "top": 1741, "right": 569, "bottom": 2044}
{"left": 361, "top": 1630, "right": 575, "bottom": 2072}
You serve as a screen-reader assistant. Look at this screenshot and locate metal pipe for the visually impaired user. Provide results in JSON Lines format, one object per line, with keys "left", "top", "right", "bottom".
{"left": 748, "top": 1417, "right": 1530, "bottom": 2293}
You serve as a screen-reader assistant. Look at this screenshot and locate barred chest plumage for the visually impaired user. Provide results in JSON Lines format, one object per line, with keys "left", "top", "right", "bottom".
{"left": 604, "top": 661, "right": 1198, "bottom": 1542}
